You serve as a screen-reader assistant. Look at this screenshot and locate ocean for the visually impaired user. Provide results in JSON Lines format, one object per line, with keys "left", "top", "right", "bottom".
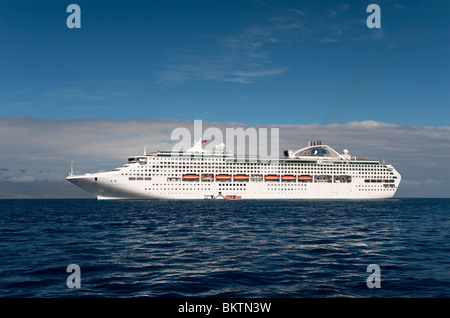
{"left": 0, "top": 198, "right": 449, "bottom": 298}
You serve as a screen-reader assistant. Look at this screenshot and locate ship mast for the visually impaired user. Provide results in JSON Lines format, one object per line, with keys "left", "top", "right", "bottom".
{"left": 70, "top": 159, "right": 74, "bottom": 177}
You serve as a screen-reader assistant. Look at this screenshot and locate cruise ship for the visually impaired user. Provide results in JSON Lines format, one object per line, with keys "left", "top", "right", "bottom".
{"left": 66, "top": 140, "right": 401, "bottom": 200}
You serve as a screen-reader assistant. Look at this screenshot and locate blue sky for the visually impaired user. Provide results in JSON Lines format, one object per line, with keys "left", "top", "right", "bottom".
{"left": 1, "top": 0, "right": 449, "bottom": 126}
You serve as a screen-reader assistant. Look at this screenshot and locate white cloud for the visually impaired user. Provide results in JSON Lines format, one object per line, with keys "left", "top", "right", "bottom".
{"left": 157, "top": 4, "right": 387, "bottom": 85}
{"left": 0, "top": 117, "right": 449, "bottom": 198}
{"left": 6, "top": 175, "right": 36, "bottom": 183}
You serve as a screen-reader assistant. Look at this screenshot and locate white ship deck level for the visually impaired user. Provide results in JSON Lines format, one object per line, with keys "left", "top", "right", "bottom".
{"left": 67, "top": 140, "right": 401, "bottom": 200}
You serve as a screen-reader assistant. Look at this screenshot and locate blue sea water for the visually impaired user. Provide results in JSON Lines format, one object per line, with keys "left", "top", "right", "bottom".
{"left": 0, "top": 198, "right": 449, "bottom": 298}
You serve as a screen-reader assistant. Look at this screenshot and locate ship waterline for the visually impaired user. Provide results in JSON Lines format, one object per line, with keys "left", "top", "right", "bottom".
{"left": 66, "top": 140, "right": 401, "bottom": 200}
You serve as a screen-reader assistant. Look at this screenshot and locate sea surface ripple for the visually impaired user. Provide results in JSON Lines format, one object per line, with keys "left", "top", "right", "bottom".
{"left": 0, "top": 198, "right": 449, "bottom": 297}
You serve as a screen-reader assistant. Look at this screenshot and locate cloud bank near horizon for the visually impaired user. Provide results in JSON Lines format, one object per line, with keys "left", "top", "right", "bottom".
{"left": 0, "top": 117, "right": 449, "bottom": 198}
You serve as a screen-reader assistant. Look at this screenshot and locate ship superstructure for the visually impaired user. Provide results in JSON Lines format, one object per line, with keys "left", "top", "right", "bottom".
{"left": 66, "top": 140, "right": 401, "bottom": 200}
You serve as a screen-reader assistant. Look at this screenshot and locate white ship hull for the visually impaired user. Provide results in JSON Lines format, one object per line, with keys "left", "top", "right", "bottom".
{"left": 67, "top": 173, "right": 400, "bottom": 200}
{"left": 66, "top": 141, "right": 401, "bottom": 200}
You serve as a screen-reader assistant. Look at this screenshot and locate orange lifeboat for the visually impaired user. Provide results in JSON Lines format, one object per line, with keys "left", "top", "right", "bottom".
{"left": 298, "top": 175, "right": 312, "bottom": 182}
{"left": 225, "top": 195, "right": 242, "bottom": 200}
{"left": 264, "top": 175, "right": 279, "bottom": 181}
{"left": 281, "top": 175, "right": 296, "bottom": 182}
{"left": 216, "top": 174, "right": 232, "bottom": 181}
{"left": 182, "top": 174, "right": 199, "bottom": 181}
{"left": 233, "top": 174, "right": 249, "bottom": 181}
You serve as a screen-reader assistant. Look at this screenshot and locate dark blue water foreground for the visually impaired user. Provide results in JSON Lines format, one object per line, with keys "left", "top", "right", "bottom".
{"left": 0, "top": 199, "right": 449, "bottom": 298}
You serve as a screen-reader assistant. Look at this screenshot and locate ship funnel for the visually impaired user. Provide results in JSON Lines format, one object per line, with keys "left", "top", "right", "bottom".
{"left": 308, "top": 140, "right": 322, "bottom": 147}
